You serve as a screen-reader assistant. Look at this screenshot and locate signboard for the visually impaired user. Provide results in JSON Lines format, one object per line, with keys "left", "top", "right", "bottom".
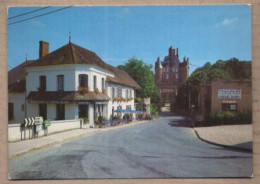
{"left": 34, "top": 117, "right": 43, "bottom": 124}
{"left": 78, "top": 101, "right": 90, "bottom": 105}
{"left": 44, "top": 120, "right": 51, "bottom": 127}
{"left": 35, "top": 124, "right": 42, "bottom": 132}
{"left": 95, "top": 101, "right": 108, "bottom": 105}
{"left": 218, "top": 89, "right": 241, "bottom": 99}
{"left": 29, "top": 100, "right": 70, "bottom": 104}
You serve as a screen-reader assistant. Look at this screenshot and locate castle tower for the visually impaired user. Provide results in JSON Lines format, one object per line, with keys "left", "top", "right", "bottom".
{"left": 154, "top": 45, "right": 190, "bottom": 107}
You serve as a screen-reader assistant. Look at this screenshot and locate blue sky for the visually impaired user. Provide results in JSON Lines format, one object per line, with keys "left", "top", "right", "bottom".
{"left": 8, "top": 5, "right": 251, "bottom": 73}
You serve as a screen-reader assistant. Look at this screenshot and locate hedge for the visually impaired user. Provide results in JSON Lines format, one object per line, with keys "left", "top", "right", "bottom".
{"left": 206, "top": 111, "right": 252, "bottom": 126}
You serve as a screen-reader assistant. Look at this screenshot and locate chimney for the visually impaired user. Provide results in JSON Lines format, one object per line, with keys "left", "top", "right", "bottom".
{"left": 169, "top": 46, "right": 175, "bottom": 56}
{"left": 39, "top": 41, "right": 49, "bottom": 58}
{"left": 176, "top": 48, "right": 179, "bottom": 58}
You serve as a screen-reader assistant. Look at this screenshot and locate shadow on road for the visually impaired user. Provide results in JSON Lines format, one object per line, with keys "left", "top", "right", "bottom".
{"left": 168, "top": 119, "right": 192, "bottom": 128}
{"left": 158, "top": 111, "right": 192, "bottom": 128}
{"left": 210, "top": 145, "right": 252, "bottom": 154}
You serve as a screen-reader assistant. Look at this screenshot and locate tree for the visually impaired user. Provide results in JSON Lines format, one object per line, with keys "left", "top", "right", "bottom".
{"left": 118, "top": 57, "right": 161, "bottom": 113}
{"left": 175, "top": 58, "right": 251, "bottom": 111}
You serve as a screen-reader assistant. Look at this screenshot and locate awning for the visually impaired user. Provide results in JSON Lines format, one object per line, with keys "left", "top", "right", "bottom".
{"left": 114, "top": 109, "right": 143, "bottom": 113}
{"left": 27, "top": 91, "right": 110, "bottom": 104}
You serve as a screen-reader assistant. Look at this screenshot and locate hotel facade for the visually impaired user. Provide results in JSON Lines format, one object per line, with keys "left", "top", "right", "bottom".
{"left": 8, "top": 40, "right": 141, "bottom": 127}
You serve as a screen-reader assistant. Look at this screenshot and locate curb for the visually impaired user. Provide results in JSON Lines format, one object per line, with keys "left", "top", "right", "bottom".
{"left": 193, "top": 128, "right": 252, "bottom": 152}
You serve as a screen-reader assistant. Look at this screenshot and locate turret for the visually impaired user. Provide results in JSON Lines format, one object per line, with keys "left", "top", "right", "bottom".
{"left": 155, "top": 57, "right": 162, "bottom": 83}
{"left": 169, "top": 46, "right": 175, "bottom": 56}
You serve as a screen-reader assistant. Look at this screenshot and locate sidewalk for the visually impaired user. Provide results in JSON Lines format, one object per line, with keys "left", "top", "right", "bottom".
{"left": 193, "top": 124, "right": 252, "bottom": 151}
{"left": 8, "top": 120, "right": 148, "bottom": 159}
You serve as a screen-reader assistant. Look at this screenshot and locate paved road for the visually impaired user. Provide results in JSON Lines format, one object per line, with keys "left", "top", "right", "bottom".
{"left": 9, "top": 112, "right": 252, "bottom": 179}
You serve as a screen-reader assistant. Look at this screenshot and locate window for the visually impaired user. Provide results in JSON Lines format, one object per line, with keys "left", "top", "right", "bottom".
{"left": 57, "top": 75, "right": 64, "bottom": 91}
{"left": 79, "top": 74, "right": 88, "bottom": 87}
{"left": 166, "top": 74, "right": 169, "bottom": 79}
{"left": 126, "top": 89, "right": 128, "bottom": 98}
{"left": 21, "top": 104, "right": 24, "bottom": 111}
{"left": 126, "top": 105, "right": 131, "bottom": 110}
{"left": 39, "top": 104, "right": 47, "bottom": 120}
{"left": 172, "top": 68, "right": 175, "bottom": 72}
{"left": 130, "top": 89, "right": 132, "bottom": 98}
{"left": 176, "top": 74, "right": 178, "bottom": 79}
{"left": 117, "top": 106, "right": 122, "bottom": 109}
{"left": 222, "top": 102, "right": 237, "bottom": 111}
{"left": 112, "top": 87, "right": 115, "bottom": 99}
{"left": 79, "top": 105, "right": 88, "bottom": 119}
{"left": 56, "top": 104, "right": 65, "bottom": 120}
{"left": 39, "top": 76, "right": 46, "bottom": 91}
{"left": 117, "top": 87, "right": 122, "bottom": 98}
{"left": 176, "top": 68, "right": 178, "bottom": 72}
{"left": 8, "top": 103, "right": 14, "bottom": 120}
{"left": 93, "top": 75, "right": 97, "bottom": 89}
{"left": 102, "top": 78, "right": 105, "bottom": 90}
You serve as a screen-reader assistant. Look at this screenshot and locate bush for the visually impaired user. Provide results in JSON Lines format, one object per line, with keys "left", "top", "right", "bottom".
{"left": 207, "top": 111, "right": 252, "bottom": 126}
{"left": 150, "top": 104, "right": 158, "bottom": 116}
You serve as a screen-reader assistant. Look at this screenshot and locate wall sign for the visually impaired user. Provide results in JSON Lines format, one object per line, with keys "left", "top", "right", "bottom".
{"left": 78, "top": 101, "right": 90, "bottom": 105}
{"left": 218, "top": 89, "right": 241, "bottom": 99}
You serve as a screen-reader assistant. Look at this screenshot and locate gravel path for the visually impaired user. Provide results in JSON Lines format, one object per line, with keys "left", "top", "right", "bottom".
{"left": 194, "top": 124, "right": 252, "bottom": 150}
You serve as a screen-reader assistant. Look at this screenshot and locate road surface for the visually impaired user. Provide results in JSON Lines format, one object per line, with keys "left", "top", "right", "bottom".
{"left": 9, "top": 112, "right": 252, "bottom": 179}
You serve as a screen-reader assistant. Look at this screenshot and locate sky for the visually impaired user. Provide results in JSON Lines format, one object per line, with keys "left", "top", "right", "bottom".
{"left": 7, "top": 5, "right": 251, "bottom": 74}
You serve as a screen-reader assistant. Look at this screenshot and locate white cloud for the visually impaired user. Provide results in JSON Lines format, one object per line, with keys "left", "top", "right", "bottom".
{"left": 219, "top": 17, "right": 238, "bottom": 26}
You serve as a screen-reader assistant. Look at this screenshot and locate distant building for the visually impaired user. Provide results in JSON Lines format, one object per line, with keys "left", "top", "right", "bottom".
{"left": 154, "top": 46, "right": 189, "bottom": 105}
{"left": 8, "top": 40, "right": 141, "bottom": 126}
{"left": 198, "top": 79, "right": 252, "bottom": 119}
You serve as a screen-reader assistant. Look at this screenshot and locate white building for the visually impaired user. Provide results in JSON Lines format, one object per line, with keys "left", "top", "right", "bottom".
{"left": 8, "top": 40, "right": 141, "bottom": 126}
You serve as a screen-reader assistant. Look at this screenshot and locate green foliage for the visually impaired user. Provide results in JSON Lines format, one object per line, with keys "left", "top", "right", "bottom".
{"left": 118, "top": 57, "right": 161, "bottom": 113}
{"left": 150, "top": 104, "right": 158, "bottom": 116}
{"left": 207, "top": 111, "right": 252, "bottom": 126}
{"left": 175, "top": 58, "right": 251, "bottom": 111}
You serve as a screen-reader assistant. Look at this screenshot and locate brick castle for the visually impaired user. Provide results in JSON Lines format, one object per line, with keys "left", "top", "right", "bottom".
{"left": 155, "top": 46, "right": 189, "bottom": 105}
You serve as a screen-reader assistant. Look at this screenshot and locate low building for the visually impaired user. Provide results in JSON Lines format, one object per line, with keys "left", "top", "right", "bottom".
{"left": 8, "top": 40, "right": 141, "bottom": 126}
{"left": 198, "top": 79, "right": 252, "bottom": 118}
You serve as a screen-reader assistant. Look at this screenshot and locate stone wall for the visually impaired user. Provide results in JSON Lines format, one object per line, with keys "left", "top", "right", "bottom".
{"left": 8, "top": 119, "right": 81, "bottom": 142}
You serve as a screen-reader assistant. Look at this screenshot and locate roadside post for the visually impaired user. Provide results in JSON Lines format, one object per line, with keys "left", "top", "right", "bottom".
{"left": 21, "top": 118, "right": 29, "bottom": 140}
{"left": 31, "top": 117, "right": 35, "bottom": 138}
{"left": 190, "top": 105, "right": 195, "bottom": 127}
{"left": 44, "top": 120, "right": 51, "bottom": 136}
{"left": 34, "top": 117, "right": 43, "bottom": 138}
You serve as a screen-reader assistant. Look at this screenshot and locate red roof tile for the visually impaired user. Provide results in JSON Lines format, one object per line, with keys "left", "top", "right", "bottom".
{"left": 27, "top": 91, "right": 110, "bottom": 103}
{"left": 8, "top": 60, "right": 35, "bottom": 93}
{"left": 25, "top": 42, "right": 140, "bottom": 89}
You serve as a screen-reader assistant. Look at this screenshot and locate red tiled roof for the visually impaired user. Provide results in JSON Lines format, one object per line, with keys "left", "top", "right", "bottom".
{"left": 8, "top": 80, "right": 26, "bottom": 93}
{"left": 26, "top": 42, "right": 141, "bottom": 89}
{"left": 27, "top": 91, "right": 110, "bottom": 103}
{"left": 8, "top": 60, "right": 35, "bottom": 93}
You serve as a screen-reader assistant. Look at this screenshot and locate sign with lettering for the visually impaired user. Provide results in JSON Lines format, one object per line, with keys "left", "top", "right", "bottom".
{"left": 95, "top": 101, "right": 108, "bottom": 105}
{"left": 78, "top": 101, "right": 90, "bottom": 105}
{"left": 218, "top": 89, "right": 241, "bottom": 99}
{"left": 35, "top": 124, "right": 42, "bottom": 132}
